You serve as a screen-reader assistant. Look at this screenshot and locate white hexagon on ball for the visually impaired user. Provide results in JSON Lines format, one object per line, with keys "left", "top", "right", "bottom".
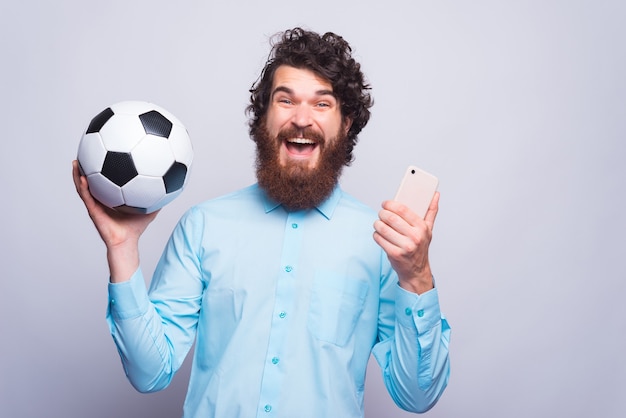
{"left": 132, "top": 135, "right": 176, "bottom": 177}
{"left": 86, "top": 172, "right": 125, "bottom": 208}
{"left": 121, "top": 175, "right": 167, "bottom": 210}
{"left": 169, "top": 124, "right": 194, "bottom": 167}
{"left": 77, "top": 132, "right": 107, "bottom": 176}
{"left": 99, "top": 113, "right": 147, "bottom": 153}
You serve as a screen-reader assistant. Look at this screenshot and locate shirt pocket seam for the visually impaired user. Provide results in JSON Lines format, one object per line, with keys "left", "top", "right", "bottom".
{"left": 307, "top": 272, "right": 370, "bottom": 347}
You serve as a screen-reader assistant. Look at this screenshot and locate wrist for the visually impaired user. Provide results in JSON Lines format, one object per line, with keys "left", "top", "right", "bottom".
{"left": 398, "top": 267, "right": 434, "bottom": 295}
{"left": 107, "top": 241, "right": 140, "bottom": 283}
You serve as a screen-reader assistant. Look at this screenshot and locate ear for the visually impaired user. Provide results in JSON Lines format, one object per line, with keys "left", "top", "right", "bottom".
{"left": 343, "top": 117, "right": 353, "bottom": 135}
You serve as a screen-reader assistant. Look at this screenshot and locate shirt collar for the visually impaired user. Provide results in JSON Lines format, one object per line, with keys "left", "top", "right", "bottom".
{"left": 261, "top": 184, "right": 342, "bottom": 220}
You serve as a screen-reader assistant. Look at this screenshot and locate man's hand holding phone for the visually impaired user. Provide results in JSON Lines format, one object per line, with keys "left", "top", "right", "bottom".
{"left": 373, "top": 166, "right": 440, "bottom": 295}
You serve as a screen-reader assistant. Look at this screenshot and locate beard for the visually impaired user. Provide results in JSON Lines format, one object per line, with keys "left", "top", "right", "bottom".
{"left": 253, "top": 122, "right": 349, "bottom": 211}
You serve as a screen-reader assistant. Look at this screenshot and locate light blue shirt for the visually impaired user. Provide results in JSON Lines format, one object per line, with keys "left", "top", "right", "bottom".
{"left": 107, "top": 184, "right": 450, "bottom": 418}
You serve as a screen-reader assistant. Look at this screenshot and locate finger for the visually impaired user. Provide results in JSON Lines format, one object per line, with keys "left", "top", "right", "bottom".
{"left": 72, "top": 160, "right": 104, "bottom": 214}
{"left": 72, "top": 161, "right": 90, "bottom": 199}
{"left": 71, "top": 160, "right": 83, "bottom": 193}
{"left": 424, "top": 191, "right": 440, "bottom": 229}
{"left": 382, "top": 199, "right": 427, "bottom": 228}
{"left": 373, "top": 215, "right": 413, "bottom": 251}
{"left": 379, "top": 203, "right": 429, "bottom": 243}
{"left": 372, "top": 228, "right": 401, "bottom": 259}
{"left": 72, "top": 160, "right": 92, "bottom": 196}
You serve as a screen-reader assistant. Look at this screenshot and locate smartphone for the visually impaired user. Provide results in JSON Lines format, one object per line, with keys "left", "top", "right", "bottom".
{"left": 393, "top": 165, "right": 439, "bottom": 218}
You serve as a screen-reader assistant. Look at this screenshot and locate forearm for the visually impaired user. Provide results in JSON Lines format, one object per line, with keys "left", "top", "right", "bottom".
{"left": 106, "top": 271, "right": 177, "bottom": 392}
{"left": 106, "top": 214, "right": 203, "bottom": 393}
{"left": 373, "top": 286, "right": 451, "bottom": 413}
{"left": 387, "top": 314, "right": 450, "bottom": 412}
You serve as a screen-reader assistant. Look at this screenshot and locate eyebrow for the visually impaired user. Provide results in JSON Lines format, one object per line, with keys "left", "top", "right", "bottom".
{"left": 271, "top": 86, "right": 337, "bottom": 99}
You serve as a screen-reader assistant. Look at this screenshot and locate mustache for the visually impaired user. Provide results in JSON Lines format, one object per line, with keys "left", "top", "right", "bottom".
{"left": 276, "top": 127, "right": 325, "bottom": 145}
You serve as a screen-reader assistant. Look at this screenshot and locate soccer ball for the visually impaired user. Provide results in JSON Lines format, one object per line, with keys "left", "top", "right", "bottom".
{"left": 77, "top": 101, "right": 193, "bottom": 214}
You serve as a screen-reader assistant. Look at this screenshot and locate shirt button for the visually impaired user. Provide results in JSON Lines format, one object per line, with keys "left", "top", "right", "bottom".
{"left": 279, "top": 311, "right": 286, "bottom": 319}
{"left": 417, "top": 309, "right": 425, "bottom": 317}
{"left": 285, "top": 265, "right": 293, "bottom": 272}
{"left": 291, "top": 223, "right": 298, "bottom": 229}
{"left": 404, "top": 307, "right": 412, "bottom": 316}
{"left": 264, "top": 404, "right": 272, "bottom": 413}
{"left": 271, "top": 357, "right": 280, "bottom": 365}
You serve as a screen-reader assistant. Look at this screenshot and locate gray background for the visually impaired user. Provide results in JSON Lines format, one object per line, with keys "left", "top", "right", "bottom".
{"left": 1, "top": 1, "right": 624, "bottom": 417}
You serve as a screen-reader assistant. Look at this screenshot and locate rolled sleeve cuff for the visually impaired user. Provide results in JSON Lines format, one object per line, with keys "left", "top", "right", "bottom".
{"left": 395, "top": 284, "right": 442, "bottom": 334}
{"left": 107, "top": 268, "right": 150, "bottom": 320}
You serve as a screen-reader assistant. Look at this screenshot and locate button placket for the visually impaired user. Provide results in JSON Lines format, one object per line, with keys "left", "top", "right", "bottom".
{"left": 257, "top": 212, "right": 304, "bottom": 417}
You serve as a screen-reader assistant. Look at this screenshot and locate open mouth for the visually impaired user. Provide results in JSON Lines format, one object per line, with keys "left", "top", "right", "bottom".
{"left": 285, "top": 138, "right": 318, "bottom": 156}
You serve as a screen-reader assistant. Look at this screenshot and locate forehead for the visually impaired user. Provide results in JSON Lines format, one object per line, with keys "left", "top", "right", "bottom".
{"left": 271, "top": 65, "right": 334, "bottom": 93}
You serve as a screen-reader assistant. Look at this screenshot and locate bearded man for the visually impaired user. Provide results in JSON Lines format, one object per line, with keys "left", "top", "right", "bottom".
{"left": 72, "top": 27, "right": 450, "bottom": 418}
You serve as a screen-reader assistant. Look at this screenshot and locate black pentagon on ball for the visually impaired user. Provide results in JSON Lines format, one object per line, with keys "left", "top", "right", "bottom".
{"left": 86, "top": 107, "right": 114, "bottom": 134}
{"left": 163, "top": 162, "right": 188, "bottom": 193}
{"left": 139, "top": 110, "right": 173, "bottom": 138}
{"left": 101, "top": 151, "right": 138, "bottom": 186}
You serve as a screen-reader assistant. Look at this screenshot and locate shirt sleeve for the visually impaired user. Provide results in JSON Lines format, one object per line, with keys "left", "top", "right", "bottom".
{"left": 105, "top": 208, "right": 204, "bottom": 393}
{"left": 371, "top": 273, "right": 451, "bottom": 413}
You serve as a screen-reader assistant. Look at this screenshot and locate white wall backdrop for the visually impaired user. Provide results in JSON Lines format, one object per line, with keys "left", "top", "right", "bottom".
{"left": 1, "top": 1, "right": 624, "bottom": 417}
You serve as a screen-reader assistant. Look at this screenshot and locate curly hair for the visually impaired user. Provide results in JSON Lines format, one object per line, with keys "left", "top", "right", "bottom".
{"left": 247, "top": 28, "right": 373, "bottom": 165}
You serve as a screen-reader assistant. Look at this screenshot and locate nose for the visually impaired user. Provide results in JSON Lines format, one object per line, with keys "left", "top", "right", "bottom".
{"left": 291, "top": 104, "right": 313, "bottom": 130}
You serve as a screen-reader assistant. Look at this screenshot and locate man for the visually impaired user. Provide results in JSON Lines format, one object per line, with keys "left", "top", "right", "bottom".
{"left": 72, "top": 27, "right": 450, "bottom": 418}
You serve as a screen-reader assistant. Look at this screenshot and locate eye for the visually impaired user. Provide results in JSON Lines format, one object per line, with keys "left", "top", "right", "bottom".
{"left": 275, "top": 97, "right": 294, "bottom": 107}
{"left": 315, "top": 95, "right": 337, "bottom": 109}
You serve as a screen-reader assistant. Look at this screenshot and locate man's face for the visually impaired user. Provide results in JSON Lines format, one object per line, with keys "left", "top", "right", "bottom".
{"left": 254, "top": 65, "right": 352, "bottom": 210}
{"left": 265, "top": 65, "right": 350, "bottom": 171}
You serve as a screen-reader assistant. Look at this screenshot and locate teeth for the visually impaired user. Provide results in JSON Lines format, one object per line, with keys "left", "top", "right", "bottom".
{"left": 287, "top": 138, "right": 315, "bottom": 144}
